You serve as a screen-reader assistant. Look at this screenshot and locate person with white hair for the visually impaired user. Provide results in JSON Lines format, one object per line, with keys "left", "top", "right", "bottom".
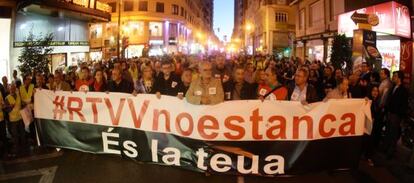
{"left": 186, "top": 61, "right": 224, "bottom": 105}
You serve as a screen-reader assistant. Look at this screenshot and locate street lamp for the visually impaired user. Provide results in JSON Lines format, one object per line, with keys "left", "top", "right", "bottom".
{"left": 245, "top": 23, "right": 253, "bottom": 32}
{"left": 196, "top": 32, "right": 204, "bottom": 40}
{"left": 245, "top": 22, "right": 254, "bottom": 55}
{"left": 117, "top": 0, "right": 122, "bottom": 61}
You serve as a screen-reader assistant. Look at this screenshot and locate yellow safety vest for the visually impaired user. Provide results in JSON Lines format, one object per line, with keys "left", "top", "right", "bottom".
{"left": 0, "top": 92, "right": 3, "bottom": 121}
{"left": 6, "top": 94, "right": 22, "bottom": 122}
{"left": 20, "top": 84, "right": 34, "bottom": 103}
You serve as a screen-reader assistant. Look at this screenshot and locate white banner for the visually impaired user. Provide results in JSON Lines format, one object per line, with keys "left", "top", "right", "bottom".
{"left": 34, "top": 90, "right": 372, "bottom": 141}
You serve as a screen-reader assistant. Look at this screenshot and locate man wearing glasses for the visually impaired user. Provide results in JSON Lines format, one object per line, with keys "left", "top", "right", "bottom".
{"left": 152, "top": 60, "right": 181, "bottom": 98}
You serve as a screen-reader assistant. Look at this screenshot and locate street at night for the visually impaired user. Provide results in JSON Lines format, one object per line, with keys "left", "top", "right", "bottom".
{"left": 1, "top": 0, "right": 414, "bottom": 182}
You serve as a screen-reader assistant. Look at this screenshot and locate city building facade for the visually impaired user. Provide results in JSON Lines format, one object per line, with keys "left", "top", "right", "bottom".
{"left": 232, "top": 0, "right": 247, "bottom": 50}
{"left": 244, "top": 0, "right": 296, "bottom": 57}
{"left": 291, "top": 0, "right": 345, "bottom": 62}
{"left": 0, "top": 0, "right": 111, "bottom": 78}
{"left": 90, "top": 0, "right": 218, "bottom": 60}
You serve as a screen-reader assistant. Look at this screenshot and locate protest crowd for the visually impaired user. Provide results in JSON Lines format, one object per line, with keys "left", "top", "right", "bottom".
{"left": 0, "top": 53, "right": 410, "bottom": 167}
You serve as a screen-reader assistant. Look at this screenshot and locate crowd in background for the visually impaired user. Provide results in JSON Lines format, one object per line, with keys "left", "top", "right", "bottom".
{"left": 0, "top": 53, "right": 410, "bottom": 166}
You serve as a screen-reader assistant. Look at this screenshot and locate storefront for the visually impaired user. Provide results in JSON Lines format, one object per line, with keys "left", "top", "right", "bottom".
{"left": 338, "top": 1, "right": 411, "bottom": 72}
{"left": 89, "top": 48, "right": 103, "bottom": 61}
{"left": 125, "top": 45, "right": 144, "bottom": 58}
{"left": 11, "top": 12, "right": 90, "bottom": 72}
{"left": 306, "top": 39, "right": 324, "bottom": 62}
{"left": 0, "top": 17, "right": 11, "bottom": 78}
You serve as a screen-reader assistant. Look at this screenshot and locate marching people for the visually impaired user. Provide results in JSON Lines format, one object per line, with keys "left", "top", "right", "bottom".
{"left": 322, "top": 66, "right": 336, "bottom": 98}
{"left": 379, "top": 68, "right": 392, "bottom": 107}
{"left": 0, "top": 92, "right": 6, "bottom": 157}
{"left": 107, "top": 68, "right": 134, "bottom": 94}
{"left": 129, "top": 61, "right": 140, "bottom": 85}
{"left": 46, "top": 74, "right": 54, "bottom": 90}
{"left": 152, "top": 60, "right": 181, "bottom": 98}
{"left": 35, "top": 73, "right": 47, "bottom": 89}
{"left": 384, "top": 71, "right": 409, "bottom": 159}
{"left": 366, "top": 85, "right": 381, "bottom": 166}
{"left": 258, "top": 67, "right": 288, "bottom": 101}
{"left": 75, "top": 67, "right": 93, "bottom": 92}
{"left": 89, "top": 69, "right": 108, "bottom": 92}
{"left": 244, "top": 62, "right": 255, "bottom": 84}
{"left": 1, "top": 76, "right": 9, "bottom": 97}
{"left": 177, "top": 68, "right": 193, "bottom": 98}
{"left": 5, "top": 83, "right": 25, "bottom": 156}
{"left": 135, "top": 63, "right": 155, "bottom": 94}
{"left": 324, "top": 77, "right": 350, "bottom": 100}
{"left": 20, "top": 74, "right": 35, "bottom": 107}
{"left": 186, "top": 61, "right": 224, "bottom": 105}
{"left": 1, "top": 52, "right": 412, "bottom": 165}
{"left": 287, "top": 68, "right": 320, "bottom": 104}
{"left": 54, "top": 72, "right": 71, "bottom": 91}
{"left": 223, "top": 66, "right": 257, "bottom": 101}
{"left": 20, "top": 74, "right": 36, "bottom": 143}
{"left": 212, "top": 55, "right": 232, "bottom": 83}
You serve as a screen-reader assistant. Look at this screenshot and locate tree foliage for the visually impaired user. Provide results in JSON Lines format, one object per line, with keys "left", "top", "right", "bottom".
{"left": 18, "top": 32, "right": 54, "bottom": 76}
{"left": 330, "top": 34, "right": 352, "bottom": 74}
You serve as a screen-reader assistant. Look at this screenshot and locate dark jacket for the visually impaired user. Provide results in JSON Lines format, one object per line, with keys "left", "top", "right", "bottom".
{"left": 107, "top": 79, "right": 134, "bottom": 94}
{"left": 287, "top": 83, "right": 320, "bottom": 103}
{"left": 386, "top": 85, "right": 409, "bottom": 116}
{"left": 223, "top": 80, "right": 258, "bottom": 100}
{"left": 152, "top": 72, "right": 181, "bottom": 96}
{"left": 349, "top": 83, "right": 367, "bottom": 98}
{"left": 0, "top": 83, "right": 6, "bottom": 99}
{"left": 176, "top": 82, "right": 190, "bottom": 96}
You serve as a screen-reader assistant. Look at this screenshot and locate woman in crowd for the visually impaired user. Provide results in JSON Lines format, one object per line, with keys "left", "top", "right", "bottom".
{"left": 325, "top": 77, "right": 350, "bottom": 100}
{"left": 365, "top": 85, "right": 381, "bottom": 166}
{"left": 135, "top": 63, "right": 155, "bottom": 94}
{"left": 46, "top": 74, "right": 54, "bottom": 90}
{"left": 129, "top": 61, "right": 140, "bottom": 84}
{"left": 244, "top": 62, "right": 256, "bottom": 84}
{"left": 90, "top": 69, "right": 108, "bottom": 92}
{"left": 254, "top": 69, "right": 266, "bottom": 87}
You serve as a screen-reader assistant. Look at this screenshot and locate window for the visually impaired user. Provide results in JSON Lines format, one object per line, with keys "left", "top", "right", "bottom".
{"left": 275, "top": 12, "right": 288, "bottom": 23}
{"left": 299, "top": 9, "right": 305, "bottom": 30}
{"left": 108, "top": 2, "right": 117, "bottom": 13}
{"left": 172, "top": 4, "right": 179, "bottom": 15}
{"left": 138, "top": 1, "right": 148, "bottom": 11}
{"left": 90, "top": 24, "right": 102, "bottom": 39}
{"left": 124, "top": 1, "right": 133, "bottom": 11}
{"left": 309, "top": 0, "right": 324, "bottom": 27}
{"left": 149, "top": 22, "right": 163, "bottom": 37}
{"left": 156, "top": 2, "right": 164, "bottom": 13}
{"left": 180, "top": 7, "right": 184, "bottom": 16}
{"left": 169, "top": 23, "right": 178, "bottom": 37}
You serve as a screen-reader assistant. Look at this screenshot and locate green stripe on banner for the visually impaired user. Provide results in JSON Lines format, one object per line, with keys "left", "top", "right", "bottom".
{"left": 36, "top": 119, "right": 364, "bottom": 176}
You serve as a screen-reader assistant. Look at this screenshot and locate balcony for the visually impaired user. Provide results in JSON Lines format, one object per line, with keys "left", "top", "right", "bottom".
{"left": 261, "top": 0, "right": 295, "bottom": 6}
{"left": 17, "top": 0, "right": 111, "bottom": 22}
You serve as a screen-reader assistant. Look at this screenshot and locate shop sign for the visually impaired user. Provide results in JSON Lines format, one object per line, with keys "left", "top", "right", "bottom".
{"left": 338, "top": 1, "right": 411, "bottom": 38}
{"left": 400, "top": 40, "right": 412, "bottom": 87}
{"left": 14, "top": 41, "right": 89, "bottom": 47}
{"left": 351, "top": 12, "right": 379, "bottom": 26}
{"left": 72, "top": 0, "right": 90, "bottom": 8}
{"left": 96, "top": 1, "right": 111, "bottom": 13}
{"left": 169, "top": 37, "right": 177, "bottom": 45}
{"left": 90, "top": 48, "right": 102, "bottom": 52}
